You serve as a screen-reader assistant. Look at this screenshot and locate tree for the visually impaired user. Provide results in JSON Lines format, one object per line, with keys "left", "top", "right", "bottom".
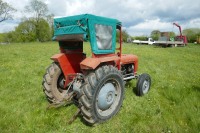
{"left": 0, "top": 33, "right": 5, "bottom": 42}
{"left": 150, "top": 30, "right": 160, "bottom": 40}
{"left": 122, "top": 30, "right": 129, "bottom": 42}
{"left": 134, "top": 36, "right": 148, "bottom": 41}
{"left": 14, "top": 19, "right": 36, "bottom": 42}
{"left": 37, "top": 19, "right": 51, "bottom": 42}
{"left": 14, "top": 18, "right": 51, "bottom": 42}
{"left": 116, "top": 29, "right": 130, "bottom": 42}
{"left": 46, "top": 14, "right": 54, "bottom": 36}
{"left": 4, "top": 31, "right": 16, "bottom": 43}
{"left": 169, "top": 32, "right": 175, "bottom": 37}
{"left": 183, "top": 28, "right": 200, "bottom": 43}
{"left": 25, "top": 0, "right": 48, "bottom": 22}
{"left": 0, "top": 0, "right": 16, "bottom": 22}
{"left": 25, "top": 0, "right": 49, "bottom": 41}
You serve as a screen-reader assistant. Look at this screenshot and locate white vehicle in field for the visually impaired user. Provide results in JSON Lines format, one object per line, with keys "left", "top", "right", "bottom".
{"left": 132, "top": 38, "right": 155, "bottom": 45}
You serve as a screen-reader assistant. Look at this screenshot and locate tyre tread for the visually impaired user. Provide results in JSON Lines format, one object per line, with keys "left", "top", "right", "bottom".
{"left": 136, "top": 73, "right": 151, "bottom": 96}
{"left": 42, "top": 62, "right": 65, "bottom": 103}
{"left": 79, "top": 65, "right": 124, "bottom": 125}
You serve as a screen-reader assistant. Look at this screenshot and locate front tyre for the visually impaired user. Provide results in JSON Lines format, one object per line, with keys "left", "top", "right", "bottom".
{"left": 136, "top": 73, "right": 151, "bottom": 96}
{"left": 79, "top": 65, "right": 124, "bottom": 125}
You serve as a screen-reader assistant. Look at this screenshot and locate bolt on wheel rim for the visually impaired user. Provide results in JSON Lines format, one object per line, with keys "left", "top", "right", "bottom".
{"left": 142, "top": 80, "right": 149, "bottom": 94}
{"left": 96, "top": 79, "right": 121, "bottom": 117}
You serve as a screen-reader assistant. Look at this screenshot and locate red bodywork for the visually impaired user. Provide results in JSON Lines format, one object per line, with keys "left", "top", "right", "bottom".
{"left": 51, "top": 52, "right": 86, "bottom": 86}
{"left": 80, "top": 54, "right": 138, "bottom": 73}
{"left": 51, "top": 27, "right": 138, "bottom": 87}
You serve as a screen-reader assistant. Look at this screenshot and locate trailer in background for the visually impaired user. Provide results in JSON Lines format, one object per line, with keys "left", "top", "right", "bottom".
{"left": 153, "top": 23, "right": 187, "bottom": 47}
{"left": 132, "top": 38, "right": 155, "bottom": 45}
{"left": 154, "top": 41, "right": 186, "bottom": 47}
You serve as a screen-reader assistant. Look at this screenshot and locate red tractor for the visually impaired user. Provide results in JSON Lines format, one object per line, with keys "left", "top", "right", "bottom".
{"left": 42, "top": 14, "right": 151, "bottom": 125}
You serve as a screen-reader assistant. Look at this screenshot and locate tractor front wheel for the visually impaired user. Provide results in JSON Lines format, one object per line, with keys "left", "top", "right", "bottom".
{"left": 42, "top": 63, "right": 68, "bottom": 103}
{"left": 79, "top": 65, "right": 124, "bottom": 125}
{"left": 136, "top": 73, "right": 151, "bottom": 96}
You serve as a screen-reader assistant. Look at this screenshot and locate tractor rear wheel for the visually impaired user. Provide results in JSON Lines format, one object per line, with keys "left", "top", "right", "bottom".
{"left": 79, "top": 65, "right": 124, "bottom": 125}
{"left": 42, "top": 62, "right": 68, "bottom": 103}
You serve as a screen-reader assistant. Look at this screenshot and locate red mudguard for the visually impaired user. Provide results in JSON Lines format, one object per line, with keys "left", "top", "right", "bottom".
{"left": 51, "top": 53, "right": 86, "bottom": 86}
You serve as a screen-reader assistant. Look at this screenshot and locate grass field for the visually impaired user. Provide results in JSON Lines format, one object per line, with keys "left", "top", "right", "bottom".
{"left": 0, "top": 42, "right": 200, "bottom": 133}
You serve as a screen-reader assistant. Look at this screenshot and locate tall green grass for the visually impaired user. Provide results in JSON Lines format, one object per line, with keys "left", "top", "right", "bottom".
{"left": 0, "top": 42, "right": 199, "bottom": 132}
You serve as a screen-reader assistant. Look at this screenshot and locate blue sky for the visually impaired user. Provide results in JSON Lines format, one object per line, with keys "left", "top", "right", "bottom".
{"left": 1, "top": 0, "right": 200, "bottom": 36}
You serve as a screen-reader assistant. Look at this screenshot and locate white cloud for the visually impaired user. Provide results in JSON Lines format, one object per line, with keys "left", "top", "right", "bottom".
{"left": 47, "top": 0, "right": 67, "bottom": 16}
{"left": 127, "top": 19, "right": 173, "bottom": 36}
{"left": 65, "top": 0, "right": 95, "bottom": 16}
{"left": 0, "top": 21, "right": 18, "bottom": 32}
{"left": 184, "top": 18, "right": 200, "bottom": 28}
{"left": 4, "top": 0, "right": 29, "bottom": 19}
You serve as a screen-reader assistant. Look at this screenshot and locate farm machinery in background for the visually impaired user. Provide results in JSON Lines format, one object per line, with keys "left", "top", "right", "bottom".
{"left": 42, "top": 14, "right": 151, "bottom": 125}
{"left": 173, "top": 22, "right": 188, "bottom": 44}
{"left": 154, "top": 23, "right": 188, "bottom": 47}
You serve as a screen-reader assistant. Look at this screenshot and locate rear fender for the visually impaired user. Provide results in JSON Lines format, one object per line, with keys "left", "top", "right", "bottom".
{"left": 80, "top": 56, "right": 120, "bottom": 70}
{"left": 51, "top": 53, "right": 85, "bottom": 87}
{"left": 80, "top": 57, "right": 101, "bottom": 70}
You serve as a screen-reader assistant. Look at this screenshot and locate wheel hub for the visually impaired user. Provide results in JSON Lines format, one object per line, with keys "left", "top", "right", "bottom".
{"left": 142, "top": 80, "right": 149, "bottom": 94}
{"left": 97, "top": 83, "right": 116, "bottom": 111}
{"left": 59, "top": 79, "right": 65, "bottom": 88}
{"left": 57, "top": 74, "right": 65, "bottom": 90}
{"left": 106, "top": 92, "right": 114, "bottom": 103}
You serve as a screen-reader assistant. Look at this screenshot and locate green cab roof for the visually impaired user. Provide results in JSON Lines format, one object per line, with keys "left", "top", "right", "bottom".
{"left": 53, "top": 14, "right": 121, "bottom": 37}
{"left": 54, "top": 14, "right": 121, "bottom": 27}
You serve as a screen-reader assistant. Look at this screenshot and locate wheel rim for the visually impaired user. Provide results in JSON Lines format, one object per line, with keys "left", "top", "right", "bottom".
{"left": 142, "top": 80, "right": 150, "bottom": 94}
{"left": 55, "top": 74, "right": 68, "bottom": 97}
{"left": 96, "top": 79, "right": 121, "bottom": 117}
{"left": 57, "top": 74, "right": 65, "bottom": 92}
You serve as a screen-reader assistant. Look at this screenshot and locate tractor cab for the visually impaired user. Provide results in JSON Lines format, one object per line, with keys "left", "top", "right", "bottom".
{"left": 53, "top": 14, "right": 121, "bottom": 55}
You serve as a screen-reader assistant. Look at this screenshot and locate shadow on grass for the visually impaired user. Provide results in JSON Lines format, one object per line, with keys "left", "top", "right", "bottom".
{"left": 125, "top": 80, "right": 137, "bottom": 96}
{"left": 46, "top": 102, "right": 74, "bottom": 110}
{"left": 78, "top": 115, "right": 94, "bottom": 127}
{"left": 132, "top": 86, "right": 137, "bottom": 95}
{"left": 192, "top": 85, "right": 200, "bottom": 92}
{"left": 45, "top": 101, "right": 93, "bottom": 126}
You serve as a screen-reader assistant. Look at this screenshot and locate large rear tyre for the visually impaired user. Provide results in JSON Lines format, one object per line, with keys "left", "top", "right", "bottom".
{"left": 79, "top": 65, "right": 124, "bottom": 125}
{"left": 136, "top": 73, "right": 151, "bottom": 96}
{"left": 42, "top": 63, "right": 68, "bottom": 103}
